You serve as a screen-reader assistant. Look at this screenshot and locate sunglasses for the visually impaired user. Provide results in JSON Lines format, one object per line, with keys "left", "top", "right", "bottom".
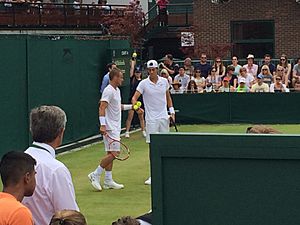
{"left": 211, "top": 70, "right": 216, "bottom": 72}
{"left": 161, "top": 73, "right": 166, "bottom": 75}
{"left": 216, "top": 61, "right": 221, "bottom": 63}
{"left": 262, "top": 69, "right": 268, "bottom": 71}
{"left": 195, "top": 71, "right": 201, "bottom": 73}
{"left": 201, "top": 57, "right": 207, "bottom": 59}
{"left": 277, "top": 69, "right": 284, "bottom": 72}
{"left": 280, "top": 58, "right": 286, "bottom": 61}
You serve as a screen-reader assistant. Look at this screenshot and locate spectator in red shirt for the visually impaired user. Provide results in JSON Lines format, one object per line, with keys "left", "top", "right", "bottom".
{"left": 156, "top": 0, "right": 169, "bottom": 26}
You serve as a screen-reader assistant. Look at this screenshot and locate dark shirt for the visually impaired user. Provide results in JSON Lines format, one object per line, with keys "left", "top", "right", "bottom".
{"left": 195, "top": 63, "right": 212, "bottom": 78}
{"left": 129, "top": 76, "right": 143, "bottom": 103}
{"left": 165, "top": 62, "right": 177, "bottom": 78}
{"left": 222, "top": 75, "right": 238, "bottom": 87}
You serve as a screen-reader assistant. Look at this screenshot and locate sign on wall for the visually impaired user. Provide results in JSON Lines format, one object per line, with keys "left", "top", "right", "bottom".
{"left": 181, "top": 32, "right": 194, "bottom": 47}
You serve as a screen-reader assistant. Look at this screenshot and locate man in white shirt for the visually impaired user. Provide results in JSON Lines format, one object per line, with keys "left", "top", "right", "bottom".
{"left": 22, "top": 105, "right": 79, "bottom": 225}
{"left": 250, "top": 74, "right": 270, "bottom": 92}
{"left": 243, "top": 54, "right": 258, "bottom": 77}
{"left": 88, "top": 68, "right": 135, "bottom": 191}
{"left": 131, "top": 60, "right": 175, "bottom": 185}
{"left": 174, "top": 66, "right": 190, "bottom": 91}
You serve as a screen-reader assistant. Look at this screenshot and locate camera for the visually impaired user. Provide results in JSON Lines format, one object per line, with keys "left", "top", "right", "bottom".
{"left": 159, "top": 62, "right": 165, "bottom": 69}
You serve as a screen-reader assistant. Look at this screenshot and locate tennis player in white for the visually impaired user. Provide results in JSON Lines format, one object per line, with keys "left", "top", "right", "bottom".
{"left": 132, "top": 60, "right": 175, "bottom": 185}
{"left": 88, "top": 68, "right": 135, "bottom": 191}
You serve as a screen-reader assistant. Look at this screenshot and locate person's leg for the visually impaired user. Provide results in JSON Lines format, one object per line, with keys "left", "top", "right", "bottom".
{"left": 125, "top": 110, "right": 135, "bottom": 137}
{"left": 137, "top": 109, "right": 145, "bottom": 131}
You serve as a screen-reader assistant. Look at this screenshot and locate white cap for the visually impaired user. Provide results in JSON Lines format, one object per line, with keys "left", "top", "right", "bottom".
{"left": 147, "top": 60, "right": 158, "bottom": 68}
{"left": 239, "top": 77, "right": 246, "bottom": 83}
{"left": 247, "top": 54, "right": 255, "bottom": 59}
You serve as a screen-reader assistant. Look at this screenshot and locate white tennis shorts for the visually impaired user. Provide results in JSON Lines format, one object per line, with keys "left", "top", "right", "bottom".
{"left": 146, "top": 118, "right": 169, "bottom": 143}
{"left": 103, "top": 130, "right": 121, "bottom": 152}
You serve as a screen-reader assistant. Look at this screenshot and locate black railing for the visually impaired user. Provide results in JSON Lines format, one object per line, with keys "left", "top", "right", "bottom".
{"left": 0, "top": 2, "right": 132, "bottom": 28}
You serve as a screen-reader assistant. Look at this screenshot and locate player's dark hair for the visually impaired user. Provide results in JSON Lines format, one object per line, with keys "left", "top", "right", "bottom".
{"left": 109, "top": 68, "right": 122, "bottom": 81}
{"left": 264, "top": 54, "right": 271, "bottom": 58}
{"left": 50, "top": 210, "right": 87, "bottom": 225}
{"left": 0, "top": 151, "right": 36, "bottom": 187}
{"left": 112, "top": 216, "right": 140, "bottom": 225}
{"left": 107, "top": 63, "right": 116, "bottom": 71}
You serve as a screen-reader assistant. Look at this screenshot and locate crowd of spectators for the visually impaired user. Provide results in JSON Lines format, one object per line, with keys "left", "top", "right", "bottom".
{"left": 156, "top": 53, "right": 300, "bottom": 93}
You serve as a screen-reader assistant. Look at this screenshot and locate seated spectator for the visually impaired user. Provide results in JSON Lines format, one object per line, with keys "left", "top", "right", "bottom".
{"left": 170, "top": 81, "right": 182, "bottom": 94}
{"left": 212, "top": 57, "right": 226, "bottom": 77}
{"left": 259, "top": 65, "right": 273, "bottom": 86}
{"left": 294, "top": 77, "right": 300, "bottom": 92}
{"left": 275, "top": 65, "right": 289, "bottom": 87}
{"left": 243, "top": 54, "right": 258, "bottom": 77}
{"left": 236, "top": 77, "right": 249, "bottom": 93}
{"left": 160, "top": 54, "right": 175, "bottom": 76}
{"left": 195, "top": 53, "right": 212, "bottom": 78}
{"left": 0, "top": 151, "right": 36, "bottom": 225}
{"left": 160, "top": 68, "right": 172, "bottom": 86}
{"left": 246, "top": 125, "right": 281, "bottom": 134}
{"left": 218, "top": 77, "right": 234, "bottom": 92}
{"left": 203, "top": 82, "right": 215, "bottom": 93}
{"left": 183, "top": 57, "right": 194, "bottom": 78}
{"left": 277, "top": 54, "right": 291, "bottom": 82}
{"left": 174, "top": 66, "right": 190, "bottom": 91}
{"left": 206, "top": 68, "right": 221, "bottom": 91}
{"left": 231, "top": 56, "right": 242, "bottom": 76}
{"left": 238, "top": 67, "right": 254, "bottom": 88}
{"left": 270, "top": 76, "right": 289, "bottom": 93}
{"left": 292, "top": 58, "right": 300, "bottom": 87}
{"left": 23, "top": 106, "right": 79, "bottom": 225}
{"left": 194, "top": 69, "right": 206, "bottom": 92}
{"left": 260, "top": 54, "right": 276, "bottom": 75}
{"left": 250, "top": 74, "right": 269, "bottom": 92}
{"left": 187, "top": 80, "right": 198, "bottom": 93}
{"left": 50, "top": 210, "right": 87, "bottom": 225}
{"left": 223, "top": 65, "right": 238, "bottom": 89}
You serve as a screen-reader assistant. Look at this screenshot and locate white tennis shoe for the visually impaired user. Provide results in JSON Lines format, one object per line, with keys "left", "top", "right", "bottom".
{"left": 144, "top": 177, "right": 151, "bottom": 185}
{"left": 103, "top": 180, "right": 124, "bottom": 189}
{"left": 125, "top": 132, "right": 130, "bottom": 138}
{"left": 142, "top": 130, "right": 147, "bottom": 138}
{"left": 88, "top": 172, "right": 102, "bottom": 191}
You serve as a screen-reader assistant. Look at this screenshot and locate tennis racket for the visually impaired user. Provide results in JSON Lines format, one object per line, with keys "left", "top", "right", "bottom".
{"left": 169, "top": 116, "right": 178, "bottom": 132}
{"left": 105, "top": 134, "right": 130, "bottom": 161}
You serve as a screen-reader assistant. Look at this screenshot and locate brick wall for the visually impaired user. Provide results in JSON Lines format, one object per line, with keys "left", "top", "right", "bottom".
{"left": 193, "top": 0, "right": 300, "bottom": 58}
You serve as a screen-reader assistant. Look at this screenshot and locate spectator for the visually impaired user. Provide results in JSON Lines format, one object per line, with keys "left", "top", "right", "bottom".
{"left": 277, "top": 54, "right": 291, "bottom": 82}
{"left": 174, "top": 66, "right": 190, "bottom": 91}
{"left": 206, "top": 68, "right": 221, "bottom": 91}
{"left": 194, "top": 69, "right": 206, "bottom": 92}
{"left": 156, "top": 0, "right": 169, "bottom": 26}
{"left": 235, "top": 77, "right": 249, "bottom": 93}
{"left": 218, "top": 77, "right": 234, "bottom": 92}
{"left": 173, "top": 63, "right": 179, "bottom": 77}
{"left": 195, "top": 53, "right": 212, "bottom": 78}
{"left": 160, "top": 54, "right": 175, "bottom": 76}
{"left": 231, "top": 56, "right": 242, "bottom": 76}
{"left": 100, "top": 63, "right": 117, "bottom": 93}
{"left": 223, "top": 65, "right": 238, "bottom": 89}
{"left": 50, "top": 210, "right": 87, "bottom": 225}
{"left": 259, "top": 65, "right": 273, "bottom": 86}
{"left": 203, "top": 82, "right": 215, "bottom": 93}
{"left": 0, "top": 151, "right": 36, "bottom": 225}
{"left": 212, "top": 57, "right": 225, "bottom": 77}
{"left": 243, "top": 54, "right": 258, "bottom": 77}
{"left": 170, "top": 81, "right": 182, "bottom": 94}
{"left": 23, "top": 106, "right": 79, "bottom": 225}
{"left": 187, "top": 80, "right": 198, "bottom": 93}
{"left": 260, "top": 54, "right": 276, "bottom": 75}
{"left": 292, "top": 58, "right": 300, "bottom": 87}
{"left": 275, "top": 65, "right": 289, "bottom": 87}
{"left": 238, "top": 67, "right": 254, "bottom": 88}
{"left": 183, "top": 57, "right": 194, "bottom": 78}
{"left": 294, "top": 77, "right": 300, "bottom": 92}
{"left": 160, "top": 68, "right": 173, "bottom": 86}
{"left": 250, "top": 74, "right": 269, "bottom": 92}
{"left": 270, "top": 76, "right": 289, "bottom": 93}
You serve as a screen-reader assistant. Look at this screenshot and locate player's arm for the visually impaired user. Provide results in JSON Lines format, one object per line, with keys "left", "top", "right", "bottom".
{"left": 99, "top": 101, "right": 108, "bottom": 135}
{"left": 130, "top": 54, "right": 137, "bottom": 78}
{"left": 163, "top": 64, "right": 175, "bottom": 75}
{"left": 131, "top": 90, "right": 142, "bottom": 106}
{"left": 166, "top": 90, "right": 175, "bottom": 121}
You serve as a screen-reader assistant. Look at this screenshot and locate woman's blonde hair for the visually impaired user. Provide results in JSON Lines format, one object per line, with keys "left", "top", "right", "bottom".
{"left": 261, "top": 65, "right": 271, "bottom": 75}
{"left": 160, "top": 69, "right": 169, "bottom": 76}
{"left": 50, "top": 210, "right": 87, "bottom": 225}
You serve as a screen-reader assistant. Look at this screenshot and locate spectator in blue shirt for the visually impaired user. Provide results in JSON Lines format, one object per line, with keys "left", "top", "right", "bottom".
{"left": 100, "top": 62, "right": 116, "bottom": 93}
{"left": 195, "top": 53, "right": 212, "bottom": 78}
{"left": 260, "top": 54, "right": 276, "bottom": 76}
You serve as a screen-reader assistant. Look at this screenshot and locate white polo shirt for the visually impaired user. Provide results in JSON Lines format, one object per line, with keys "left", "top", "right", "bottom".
{"left": 23, "top": 142, "right": 79, "bottom": 225}
{"left": 101, "top": 84, "right": 122, "bottom": 131}
{"left": 136, "top": 76, "right": 169, "bottom": 122}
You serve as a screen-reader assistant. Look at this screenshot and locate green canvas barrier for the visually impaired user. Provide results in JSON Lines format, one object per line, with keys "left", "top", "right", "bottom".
{"left": 172, "top": 93, "right": 300, "bottom": 124}
{"left": 151, "top": 133, "right": 300, "bottom": 225}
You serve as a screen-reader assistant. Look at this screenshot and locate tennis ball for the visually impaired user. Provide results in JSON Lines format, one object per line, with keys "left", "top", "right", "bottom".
{"left": 133, "top": 105, "right": 139, "bottom": 111}
{"left": 136, "top": 101, "right": 142, "bottom": 107}
{"left": 132, "top": 52, "right": 137, "bottom": 58}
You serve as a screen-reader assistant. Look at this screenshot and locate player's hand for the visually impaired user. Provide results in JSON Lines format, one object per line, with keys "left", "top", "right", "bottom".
{"left": 100, "top": 125, "right": 107, "bottom": 135}
{"left": 170, "top": 114, "right": 175, "bottom": 123}
{"left": 136, "top": 108, "right": 144, "bottom": 115}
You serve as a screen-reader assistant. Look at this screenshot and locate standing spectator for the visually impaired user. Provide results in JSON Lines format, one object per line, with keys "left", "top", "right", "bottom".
{"left": 195, "top": 53, "right": 212, "bottom": 78}
{"left": 235, "top": 77, "right": 249, "bottom": 93}
{"left": 223, "top": 65, "right": 238, "bottom": 89}
{"left": 243, "top": 54, "right": 258, "bottom": 77}
{"left": 270, "top": 76, "right": 289, "bottom": 93}
{"left": 50, "top": 210, "right": 87, "bottom": 225}
{"left": 187, "top": 80, "right": 198, "bottom": 93}
{"left": 275, "top": 65, "right": 289, "bottom": 87}
{"left": 231, "top": 56, "right": 242, "bottom": 76}
{"left": 161, "top": 54, "right": 175, "bottom": 76}
{"left": 194, "top": 69, "right": 206, "bottom": 92}
{"left": 174, "top": 66, "right": 190, "bottom": 91}
{"left": 206, "top": 68, "right": 221, "bottom": 91}
{"left": 160, "top": 68, "right": 173, "bottom": 86}
{"left": 23, "top": 106, "right": 79, "bottom": 225}
{"left": 259, "top": 65, "right": 273, "bottom": 86}
{"left": 260, "top": 54, "right": 276, "bottom": 75}
{"left": 0, "top": 151, "right": 36, "bottom": 225}
{"left": 183, "top": 57, "right": 194, "bottom": 78}
{"left": 218, "top": 77, "right": 234, "bottom": 92}
{"left": 250, "top": 74, "right": 269, "bottom": 92}
{"left": 156, "top": 0, "right": 169, "bottom": 26}
{"left": 100, "top": 63, "right": 117, "bottom": 93}
{"left": 277, "top": 54, "right": 291, "bottom": 83}
{"left": 238, "top": 67, "right": 254, "bottom": 88}
{"left": 212, "top": 57, "right": 225, "bottom": 77}
{"left": 292, "top": 58, "right": 300, "bottom": 87}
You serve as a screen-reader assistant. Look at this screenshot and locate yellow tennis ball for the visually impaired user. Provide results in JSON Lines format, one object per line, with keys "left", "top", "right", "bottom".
{"left": 132, "top": 52, "right": 137, "bottom": 58}
{"left": 133, "top": 105, "right": 139, "bottom": 111}
{"left": 136, "top": 101, "right": 142, "bottom": 107}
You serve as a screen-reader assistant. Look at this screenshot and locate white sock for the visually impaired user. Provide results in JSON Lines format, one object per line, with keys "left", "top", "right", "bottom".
{"left": 105, "top": 171, "right": 112, "bottom": 181}
{"left": 94, "top": 166, "right": 103, "bottom": 176}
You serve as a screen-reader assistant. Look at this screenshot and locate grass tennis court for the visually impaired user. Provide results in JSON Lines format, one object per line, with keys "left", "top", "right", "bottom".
{"left": 1, "top": 124, "right": 300, "bottom": 225}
